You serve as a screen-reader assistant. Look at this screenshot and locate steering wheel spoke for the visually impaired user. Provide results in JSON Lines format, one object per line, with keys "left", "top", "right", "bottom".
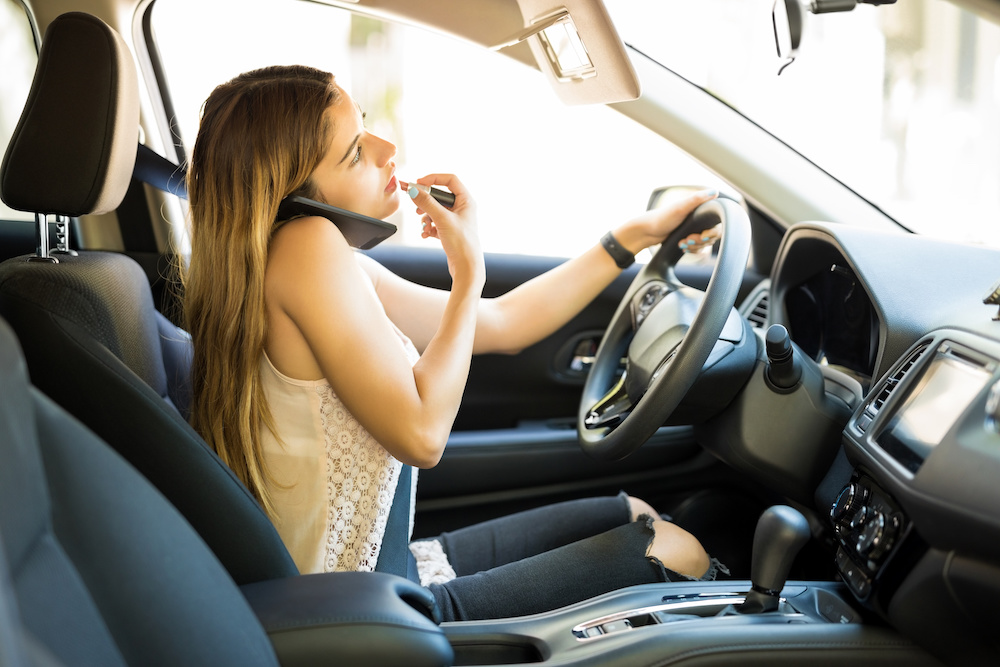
{"left": 630, "top": 281, "right": 672, "bottom": 329}
{"left": 584, "top": 370, "right": 633, "bottom": 430}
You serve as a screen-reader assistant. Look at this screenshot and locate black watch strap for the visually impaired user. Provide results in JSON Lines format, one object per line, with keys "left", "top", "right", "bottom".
{"left": 600, "top": 232, "right": 635, "bottom": 269}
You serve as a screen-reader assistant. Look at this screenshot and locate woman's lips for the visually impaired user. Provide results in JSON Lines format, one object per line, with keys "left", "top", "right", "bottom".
{"left": 385, "top": 173, "right": 397, "bottom": 194}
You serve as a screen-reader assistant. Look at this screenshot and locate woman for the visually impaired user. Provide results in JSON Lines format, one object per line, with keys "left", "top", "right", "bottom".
{"left": 184, "top": 65, "right": 724, "bottom": 622}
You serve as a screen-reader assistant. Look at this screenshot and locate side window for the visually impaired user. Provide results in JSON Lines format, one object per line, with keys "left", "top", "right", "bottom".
{"left": 0, "top": 0, "right": 37, "bottom": 223}
{"left": 151, "top": 0, "right": 723, "bottom": 258}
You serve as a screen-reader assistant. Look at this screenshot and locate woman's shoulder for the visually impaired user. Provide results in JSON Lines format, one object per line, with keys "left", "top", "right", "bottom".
{"left": 271, "top": 218, "right": 387, "bottom": 289}
{"left": 266, "top": 215, "right": 362, "bottom": 297}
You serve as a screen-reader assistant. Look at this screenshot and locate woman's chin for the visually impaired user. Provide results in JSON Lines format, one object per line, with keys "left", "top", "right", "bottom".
{"left": 378, "top": 195, "right": 401, "bottom": 220}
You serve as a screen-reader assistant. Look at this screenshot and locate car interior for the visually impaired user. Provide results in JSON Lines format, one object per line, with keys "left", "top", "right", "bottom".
{"left": 1, "top": 0, "right": 999, "bottom": 665}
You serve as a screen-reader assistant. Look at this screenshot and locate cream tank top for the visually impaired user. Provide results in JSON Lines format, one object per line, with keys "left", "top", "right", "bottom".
{"left": 259, "top": 324, "right": 420, "bottom": 575}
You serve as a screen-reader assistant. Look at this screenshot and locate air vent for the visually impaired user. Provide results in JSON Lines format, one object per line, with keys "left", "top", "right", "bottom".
{"left": 869, "top": 343, "right": 929, "bottom": 415}
{"left": 745, "top": 290, "right": 769, "bottom": 329}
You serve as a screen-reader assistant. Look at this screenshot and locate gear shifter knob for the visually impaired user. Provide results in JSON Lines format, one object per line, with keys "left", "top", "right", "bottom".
{"left": 740, "top": 505, "right": 811, "bottom": 613}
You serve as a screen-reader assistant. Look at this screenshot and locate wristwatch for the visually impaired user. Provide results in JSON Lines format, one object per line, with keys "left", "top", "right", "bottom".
{"left": 600, "top": 232, "right": 635, "bottom": 269}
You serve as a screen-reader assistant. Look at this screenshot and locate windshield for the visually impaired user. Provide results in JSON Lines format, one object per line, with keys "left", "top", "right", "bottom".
{"left": 608, "top": 0, "right": 1000, "bottom": 247}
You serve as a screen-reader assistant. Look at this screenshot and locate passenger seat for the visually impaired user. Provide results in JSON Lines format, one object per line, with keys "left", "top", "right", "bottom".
{"left": 0, "top": 316, "right": 281, "bottom": 666}
{"left": 0, "top": 11, "right": 295, "bottom": 585}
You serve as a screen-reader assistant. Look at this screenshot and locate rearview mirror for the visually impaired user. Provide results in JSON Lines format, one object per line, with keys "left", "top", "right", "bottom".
{"left": 772, "top": 0, "right": 804, "bottom": 74}
{"left": 772, "top": 0, "right": 898, "bottom": 74}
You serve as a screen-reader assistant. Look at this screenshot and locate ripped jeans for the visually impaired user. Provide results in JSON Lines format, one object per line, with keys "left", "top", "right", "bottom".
{"left": 418, "top": 492, "right": 726, "bottom": 622}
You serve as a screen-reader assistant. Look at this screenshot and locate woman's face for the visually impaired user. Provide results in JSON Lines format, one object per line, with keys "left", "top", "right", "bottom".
{"left": 310, "top": 85, "right": 400, "bottom": 220}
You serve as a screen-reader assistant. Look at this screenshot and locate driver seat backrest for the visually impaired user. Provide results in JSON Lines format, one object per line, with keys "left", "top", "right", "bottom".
{"left": 0, "top": 11, "right": 298, "bottom": 585}
{"left": 0, "top": 316, "right": 281, "bottom": 666}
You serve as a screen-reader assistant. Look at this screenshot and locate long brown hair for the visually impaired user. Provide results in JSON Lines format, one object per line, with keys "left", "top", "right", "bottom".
{"left": 183, "top": 65, "right": 338, "bottom": 516}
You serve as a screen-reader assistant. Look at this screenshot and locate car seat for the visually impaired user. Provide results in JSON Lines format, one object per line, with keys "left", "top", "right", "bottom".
{"left": 0, "top": 11, "right": 297, "bottom": 585}
{"left": 0, "top": 317, "right": 281, "bottom": 666}
{"left": 0, "top": 315, "right": 452, "bottom": 665}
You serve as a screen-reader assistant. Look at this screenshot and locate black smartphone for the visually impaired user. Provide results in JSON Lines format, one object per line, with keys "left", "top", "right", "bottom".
{"left": 276, "top": 196, "right": 397, "bottom": 250}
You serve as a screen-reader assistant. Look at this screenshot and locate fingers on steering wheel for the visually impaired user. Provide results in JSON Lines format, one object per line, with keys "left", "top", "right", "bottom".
{"left": 678, "top": 225, "right": 721, "bottom": 253}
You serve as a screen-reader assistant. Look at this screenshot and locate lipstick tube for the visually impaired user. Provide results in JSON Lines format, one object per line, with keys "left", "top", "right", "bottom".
{"left": 401, "top": 181, "right": 456, "bottom": 208}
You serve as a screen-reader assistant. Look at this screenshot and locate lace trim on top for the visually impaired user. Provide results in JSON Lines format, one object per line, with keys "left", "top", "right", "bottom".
{"left": 316, "top": 387, "right": 400, "bottom": 573}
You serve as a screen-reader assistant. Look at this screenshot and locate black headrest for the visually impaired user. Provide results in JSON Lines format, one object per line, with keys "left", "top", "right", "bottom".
{"left": 0, "top": 12, "right": 139, "bottom": 216}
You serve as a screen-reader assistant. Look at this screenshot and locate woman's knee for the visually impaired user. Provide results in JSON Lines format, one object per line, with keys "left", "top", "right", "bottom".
{"left": 626, "top": 496, "right": 658, "bottom": 522}
{"left": 646, "top": 518, "right": 710, "bottom": 579}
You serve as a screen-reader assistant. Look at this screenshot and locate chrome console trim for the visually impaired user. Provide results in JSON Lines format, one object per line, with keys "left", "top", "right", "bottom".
{"left": 572, "top": 593, "right": 754, "bottom": 640}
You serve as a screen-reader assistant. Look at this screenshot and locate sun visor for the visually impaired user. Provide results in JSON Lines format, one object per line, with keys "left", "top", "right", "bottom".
{"left": 494, "top": 1, "right": 640, "bottom": 105}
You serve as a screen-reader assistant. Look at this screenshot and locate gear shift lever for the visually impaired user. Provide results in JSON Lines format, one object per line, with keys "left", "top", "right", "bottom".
{"left": 739, "top": 505, "right": 811, "bottom": 613}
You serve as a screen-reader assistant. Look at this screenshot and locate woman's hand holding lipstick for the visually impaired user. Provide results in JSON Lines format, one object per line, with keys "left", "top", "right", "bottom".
{"left": 403, "top": 174, "right": 484, "bottom": 286}
{"left": 400, "top": 180, "right": 456, "bottom": 208}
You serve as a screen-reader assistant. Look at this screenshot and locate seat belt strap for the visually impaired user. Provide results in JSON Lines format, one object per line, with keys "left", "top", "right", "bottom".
{"left": 375, "top": 464, "right": 419, "bottom": 583}
{"left": 134, "top": 144, "right": 187, "bottom": 199}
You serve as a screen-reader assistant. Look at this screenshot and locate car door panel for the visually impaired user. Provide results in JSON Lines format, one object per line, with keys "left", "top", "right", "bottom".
{"left": 422, "top": 423, "right": 700, "bottom": 500}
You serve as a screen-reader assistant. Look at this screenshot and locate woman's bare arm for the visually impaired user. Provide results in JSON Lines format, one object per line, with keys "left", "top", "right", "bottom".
{"left": 369, "top": 188, "right": 719, "bottom": 355}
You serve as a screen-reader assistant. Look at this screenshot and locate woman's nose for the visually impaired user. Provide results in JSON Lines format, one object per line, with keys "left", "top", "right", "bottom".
{"left": 374, "top": 135, "right": 396, "bottom": 166}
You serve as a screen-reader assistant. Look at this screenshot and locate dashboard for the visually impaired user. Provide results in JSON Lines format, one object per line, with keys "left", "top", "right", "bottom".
{"left": 769, "top": 222, "right": 1000, "bottom": 659}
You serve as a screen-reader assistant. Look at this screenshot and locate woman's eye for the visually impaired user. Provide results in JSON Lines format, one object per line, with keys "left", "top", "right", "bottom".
{"left": 350, "top": 144, "right": 362, "bottom": 166}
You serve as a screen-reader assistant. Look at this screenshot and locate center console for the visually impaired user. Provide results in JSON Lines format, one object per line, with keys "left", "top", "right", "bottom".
{"left": 441, "top": 505, "right": 939, "bottom": 666}
{"left": 829, "top": 334, "right": 1000, "bottom": 611}
{"left": 818, "top": 329, "right": 1000, "bottom": 665}
{"left": 829, "top": 473, "right": 915, "bottom": 602}
{"left": 441, "top": 579, "right": 936, "bottom": 666}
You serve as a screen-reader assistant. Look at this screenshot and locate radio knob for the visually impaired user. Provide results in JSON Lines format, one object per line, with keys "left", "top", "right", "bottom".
{"left": 849, "top": 505, "right": 869, "bottom": 531}
{"left": 832, "top": 483, "right": 860, "bottom": 523}
{"left": 858, "top": 511, "right": 888, "bottom": 559}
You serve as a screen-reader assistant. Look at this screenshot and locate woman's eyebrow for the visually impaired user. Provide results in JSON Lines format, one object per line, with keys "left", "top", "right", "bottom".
{"left": 338, "top": 133, "right": 361, "bottom": 165}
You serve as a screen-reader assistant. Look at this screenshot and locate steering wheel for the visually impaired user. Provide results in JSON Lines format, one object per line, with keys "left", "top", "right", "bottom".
{"left": 577, "top": 197, "right": 752, "bottom": 461}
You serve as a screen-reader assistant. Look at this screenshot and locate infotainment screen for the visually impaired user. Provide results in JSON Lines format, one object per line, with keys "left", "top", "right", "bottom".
{"left": 878, "top": 347, "right": 992, "bottom": 472}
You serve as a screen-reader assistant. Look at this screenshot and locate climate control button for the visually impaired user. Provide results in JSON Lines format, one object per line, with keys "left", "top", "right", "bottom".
{"left": 859, "top": 512, "right": 899, "bottom": 561}
{"left": 849, "top": 505, "right": 869, "bottom": 530}
{"left": 857, "top": 511, "right": 883, "bottom": 556}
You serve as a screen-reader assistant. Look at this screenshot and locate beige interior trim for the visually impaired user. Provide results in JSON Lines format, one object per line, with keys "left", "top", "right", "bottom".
{"left": 516, "top": 0, "right": 640, "bottom": 105}
{"left": 316, "top": 0, "right": 637, "bottom": 104}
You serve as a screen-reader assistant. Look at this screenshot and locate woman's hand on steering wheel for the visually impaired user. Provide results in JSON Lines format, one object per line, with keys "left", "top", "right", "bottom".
{"left": 610, "top": 188, "right": 719, "bottom": 255}
{"left": 678, "top": 226, "right": 721, "bottom": 254}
